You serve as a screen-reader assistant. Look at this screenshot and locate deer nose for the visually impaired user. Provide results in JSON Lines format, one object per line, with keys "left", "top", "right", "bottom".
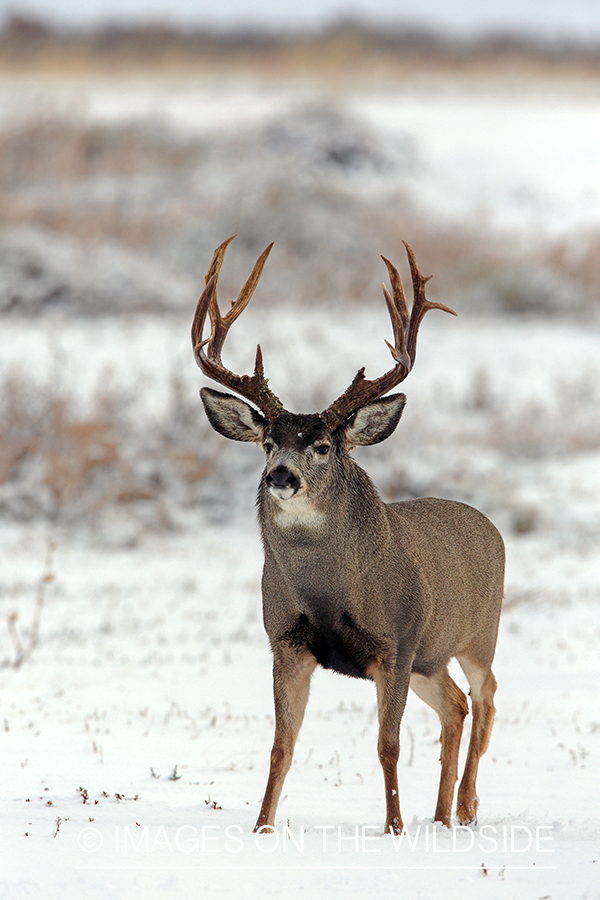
{"left": 266, "top": 465, "right": 300, "bottom": 492}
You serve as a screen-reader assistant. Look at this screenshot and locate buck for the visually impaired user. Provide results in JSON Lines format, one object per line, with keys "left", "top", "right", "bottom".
{"left": 192, "top": 235, "right": 504, "bottom": 835}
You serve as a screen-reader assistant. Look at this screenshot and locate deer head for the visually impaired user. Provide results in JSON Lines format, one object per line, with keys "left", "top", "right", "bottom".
{"left": 192, "top": 236, "right": 457, "bottom": 499}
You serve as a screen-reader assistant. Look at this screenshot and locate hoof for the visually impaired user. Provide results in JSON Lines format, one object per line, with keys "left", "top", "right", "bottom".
{"left": 253, "top": 823, "right": 276, "bottom": 834}
{"left": 457, "top": 812, "right": 478, "bottom": 827}
{"left": 456, "top": 796, "right": 479, "bottom": 827}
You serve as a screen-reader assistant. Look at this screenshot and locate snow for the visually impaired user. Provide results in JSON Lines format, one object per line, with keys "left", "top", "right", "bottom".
{"left": 2, "top": 73, "right": 600, "bottom": 239}
{"left": 1, "top": 71, "right": 600, "bottom": 899}
{"left": 2, "top": 521, "right": 599, "bottom": 898}
{"left": 349, "top": 90, "right": 600, "bottom": 237}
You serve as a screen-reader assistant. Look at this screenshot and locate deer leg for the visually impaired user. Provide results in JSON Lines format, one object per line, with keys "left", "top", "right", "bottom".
{"left": 370, "top": 662, "right": 411, "bottom": 835}
{"left": 455, "top": 655, "right": 497, "bottom": 826}
{"left": 410, "top": 668, "right": 469, "bottom": 828}
{"left": 253, "top": 647, "right": 317, "bottom": 832}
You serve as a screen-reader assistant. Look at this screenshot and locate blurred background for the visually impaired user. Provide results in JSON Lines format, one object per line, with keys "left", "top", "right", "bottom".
{"left": 2, "top": 7, "right": 600, "bottom": 885}
{"left": 0, "top": 0, "right": 599, "bottom": 39}
{"left": 1, "top": 0, "right": 600, "bottom": 550}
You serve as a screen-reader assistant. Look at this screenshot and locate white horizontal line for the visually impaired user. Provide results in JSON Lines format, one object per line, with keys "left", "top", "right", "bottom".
{"left": 75, "top": 865, "right": 557, "bottom": 871}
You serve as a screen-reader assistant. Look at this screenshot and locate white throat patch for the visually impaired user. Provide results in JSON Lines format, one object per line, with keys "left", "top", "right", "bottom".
{"left": 272, "top": 494, "right": 326, "bottom": 530}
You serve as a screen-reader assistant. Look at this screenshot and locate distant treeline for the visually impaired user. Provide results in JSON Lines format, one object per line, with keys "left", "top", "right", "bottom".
{"left": 1, "top": 14, "right": 600, "bottom": 73}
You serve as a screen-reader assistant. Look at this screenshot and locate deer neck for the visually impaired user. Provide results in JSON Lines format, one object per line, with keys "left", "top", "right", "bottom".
{"left": 258, "top": 457, "right": 390, "bottom": 553}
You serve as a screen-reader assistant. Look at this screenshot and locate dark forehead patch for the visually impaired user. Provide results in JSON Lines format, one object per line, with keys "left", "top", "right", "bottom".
{"left": 267, "top": 412, "right": 329, "bottom": 450}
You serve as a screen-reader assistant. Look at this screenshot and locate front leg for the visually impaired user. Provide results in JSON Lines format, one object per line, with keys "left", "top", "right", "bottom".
{"left": 370, "top": 659, "right": 411, "bottom": 835}
{"left": 253, "top": 645, "right": 317, "bottom": 832}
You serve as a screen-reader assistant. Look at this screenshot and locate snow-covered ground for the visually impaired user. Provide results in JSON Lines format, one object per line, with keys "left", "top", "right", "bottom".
{"left": 1, "top": 70, "right": 600, "bottom": 898}
{"left": 2, "top": 71, "right": 600, "bottom": 240}
{"left": 1, "top": 516, "right": 599, "bottom": 898}
{"left": 2, "top": 308, "right": 599, "bottom": 899}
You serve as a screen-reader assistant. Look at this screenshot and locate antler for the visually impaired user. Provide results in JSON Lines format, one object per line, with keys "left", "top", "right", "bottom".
{"left": 321, "top": 241, "right": 457, "bottom": 430}
{"left": 191, "top": 235, "right": 285, "bottom": 421}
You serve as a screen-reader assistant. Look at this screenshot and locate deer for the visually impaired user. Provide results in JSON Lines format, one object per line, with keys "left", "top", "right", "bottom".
{"left": 191, "top": 235, "right": 504, "bottom": 835}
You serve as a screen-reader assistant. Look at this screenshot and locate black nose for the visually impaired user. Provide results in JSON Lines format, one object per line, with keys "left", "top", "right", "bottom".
{"left": 266, "top": 466, "right": 300, "bottom": 492}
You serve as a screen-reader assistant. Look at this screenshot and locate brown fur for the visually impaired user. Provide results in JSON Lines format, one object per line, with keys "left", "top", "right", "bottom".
{"left": 200, "top": 388, "right": 504, "bottom": 834}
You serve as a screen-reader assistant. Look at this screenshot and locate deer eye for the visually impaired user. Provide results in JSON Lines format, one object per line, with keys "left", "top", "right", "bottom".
{"left": 315, "top": 444, "right": 330, "bottom": 456}
{"left": 264, "top": 442, "right": 274, "bottom": 455}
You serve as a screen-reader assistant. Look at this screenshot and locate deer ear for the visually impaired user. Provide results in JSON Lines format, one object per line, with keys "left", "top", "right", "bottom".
{"left": 343, "top": 393, "right": 406, "bottom": 448}
{"left": 200, "top": 387, "right": 266, "bottom": 443}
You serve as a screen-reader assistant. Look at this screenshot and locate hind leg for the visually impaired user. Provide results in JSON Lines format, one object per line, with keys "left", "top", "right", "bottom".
{"left": 455, "top": 655, "right": 497, "bottom": 826}
{"left": 410, "top": 668, "right": 469, "bottom": 828}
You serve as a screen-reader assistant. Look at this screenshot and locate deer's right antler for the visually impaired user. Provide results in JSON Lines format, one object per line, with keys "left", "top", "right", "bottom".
{"left": 191, "top": 235, "right": 285, "bottom": 422}
{"left": 320, "top": 242, "right": 457, "bottom": 430}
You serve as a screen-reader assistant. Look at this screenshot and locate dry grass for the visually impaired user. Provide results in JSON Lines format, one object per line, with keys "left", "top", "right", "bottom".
{"left": 0, "top": 373, "right": 218, "bottom": 537}
{"left": 0, "top": 111, "right": 595, "bottom": 317}
{"left": 0, "top": 117, "right": 201, "bottom": 250}
{"left": 2, "top": 334, "right": 598, "bottom": 541}
{"left": 1, "top": 19, "right": 600, "bottom": 82}
{"left": 0, "top": 118, "right": 197, "bottom": 183}
{"left": 0, "top": 22, "right": 598, "bottom": 539}
{"left": 0, "top": 26, "right": 597, "bottom": 317}
{"left": 542, "top": 234, "right": 600, "bottom": 301}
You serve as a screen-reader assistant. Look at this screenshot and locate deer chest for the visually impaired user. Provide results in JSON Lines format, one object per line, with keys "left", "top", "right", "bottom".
{"left": 280, "top": 597, "right": 384, "bottom": 680}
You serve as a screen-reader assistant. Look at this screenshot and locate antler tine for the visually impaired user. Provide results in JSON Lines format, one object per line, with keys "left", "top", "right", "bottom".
{"left": 191, "top": 234, "right": 236, "bottom": 361}
{"left": 223, "top": 242, "right": 274, "bottom": 328}
{"left": 402, "top": 240, "right": 457, "bottom": 367}
{"left": 380, "top": 256, "right": 411, "bottom": 374}
{"left": 204, "top": 234, "right": 236, "bottom": 288}
{"left": 191, "top": 237, "right": 284, "bottom": 421}
{"left": 321, "top": 243, "right": 456, "bottom": 431}
{"left": 381, "top": 255, "right": 410, "bottom": 332}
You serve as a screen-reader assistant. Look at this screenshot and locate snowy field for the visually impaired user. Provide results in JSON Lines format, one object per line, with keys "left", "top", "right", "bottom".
{"left": 1, "top": 67, "right": 600, "bottom": 899}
